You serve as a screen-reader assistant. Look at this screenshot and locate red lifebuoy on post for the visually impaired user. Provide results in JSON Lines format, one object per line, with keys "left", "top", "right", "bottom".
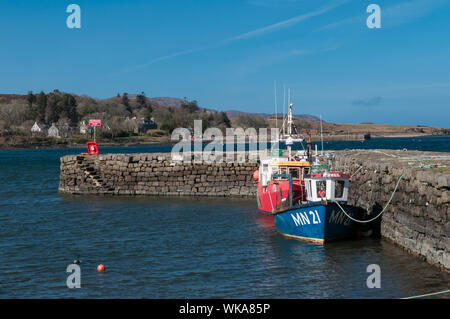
{"left": 82, "top": 141, "right": 99, "bottom": 155}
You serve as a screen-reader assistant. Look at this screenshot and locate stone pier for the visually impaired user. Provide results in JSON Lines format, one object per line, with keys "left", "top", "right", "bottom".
{"left": 331, "top": 150, "right": 449, "bottom": 271}
{"left": 58, "top": 153, "right": 258, "bottom": 197}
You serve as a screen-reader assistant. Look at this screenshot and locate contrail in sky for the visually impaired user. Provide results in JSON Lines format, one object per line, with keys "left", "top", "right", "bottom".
{"left": 121, "top": 0, "right": 350, "bottom": 72}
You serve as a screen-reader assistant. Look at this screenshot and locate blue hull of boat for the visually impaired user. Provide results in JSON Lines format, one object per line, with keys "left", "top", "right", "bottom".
{"left": 273, "top": 203, "right": 363, "bottom": 244}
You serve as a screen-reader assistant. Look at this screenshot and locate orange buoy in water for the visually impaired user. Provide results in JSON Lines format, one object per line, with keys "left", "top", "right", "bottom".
{"left": 97, "top": 264, "right": 105, "bottom": 272}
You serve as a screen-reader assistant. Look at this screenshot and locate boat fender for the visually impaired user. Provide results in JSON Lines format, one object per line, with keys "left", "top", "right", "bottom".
{"left": 252, "top": 170, "right": 259, "bottom": 181}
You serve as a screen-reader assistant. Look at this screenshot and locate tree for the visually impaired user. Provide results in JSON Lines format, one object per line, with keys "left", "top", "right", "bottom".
{"left": 26, "top": 91, "right": 36, "bottom": 120}
{"left": 143, "top": 105, "right": 153, "bottom": 120}
{"left": 0, "top": 103, "right": 28, "bottom": 130}
{"left": 181, "top": 100, "right": 199, "bottom": 113}
{"left": 122, "top": 93, "right": 131, "bottom": 113}
{"left": 26, "top": 91, "right": 35, "bottom": 108}
{"left": 36, "top": 91, "right": 47, "bottom": 122}
{"left": 62, "top": 94, "right": 79, "bottom": 126}
{"left": 46, "top": 93, "right": 61, "bottom": 124}
{"left": 220, "top": 112, "right": 231, "bottom": 128}
{"left": 136, "top": 91, "right": 147, "bottom": 109}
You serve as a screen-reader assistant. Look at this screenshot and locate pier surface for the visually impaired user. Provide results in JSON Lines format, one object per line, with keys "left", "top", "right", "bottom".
{"left": 59, "top": 150, "right": 449, "bottom": 271}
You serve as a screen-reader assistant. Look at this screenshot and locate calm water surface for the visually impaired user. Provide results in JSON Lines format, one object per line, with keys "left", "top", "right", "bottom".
{"left": 0, "top": 136, "right": 449, "bottom": 298}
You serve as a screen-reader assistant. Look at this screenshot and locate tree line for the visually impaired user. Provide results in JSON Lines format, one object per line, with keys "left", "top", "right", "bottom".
{"left": 0, "top": 90, "right": 235, "bottom": 138}
{"left": 26, "top": 90, "right": 79, "bottom": 125}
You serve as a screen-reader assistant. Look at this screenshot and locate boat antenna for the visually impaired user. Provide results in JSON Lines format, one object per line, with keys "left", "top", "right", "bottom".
{"left": 320, "top": 114, "right": 324, "bottom": 155}
{"left": 307, "top": 130, "right": 312, "bottom": 161}
{"left": 288, "top": 88, "right": 292, "bottom": 137}
{"left": 287, "top": 88, "right": 293, "bottom": 159}
{"left": 283, "top": 84, "right": 286, "bottom": 136}
{"left": 274, "top": 81, "right": 278, "bottom": 131}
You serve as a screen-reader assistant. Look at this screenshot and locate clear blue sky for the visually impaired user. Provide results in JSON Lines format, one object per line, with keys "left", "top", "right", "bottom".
{"left": 1, "top": 0, "right": 449, "bottom": 127}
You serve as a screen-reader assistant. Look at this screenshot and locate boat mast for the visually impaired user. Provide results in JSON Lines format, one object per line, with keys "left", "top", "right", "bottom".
{"left": 277, "top": 86, "right": 307, "bottom": 160}
{"left": 288, "top": 89, "right": 293, "bottom": 137}
{"left": 283, "top": 85, "right": 286, "bottom": 137}
{"left": 274, "top": 81, "right": 278, "bottom": 131}
{"left": 320, "top": 114, "right": 324, "bottom": 155}
{"left": 286, "top": 88, "right": 293, "bottom": 159}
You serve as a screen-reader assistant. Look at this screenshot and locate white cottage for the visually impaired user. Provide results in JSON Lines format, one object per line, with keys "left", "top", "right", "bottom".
{"left": 47, "top": 123, "right": 60, "bottom": 138}
{"left": 79, "top": 121, "right": 90, "bottom": 135}
{"left": 31, "top": 122, "right": 48, "bottom": 136}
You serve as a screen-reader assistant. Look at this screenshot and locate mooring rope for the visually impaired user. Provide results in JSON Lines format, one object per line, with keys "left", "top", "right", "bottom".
{"left": 372, "top": 150, "right": 398, "bottom": 158}
{"left": 330, "top": 174, "right": 404, "bottom": 224}
{"left": 401, "top": 289, "right": 450, "bottom": 299}
{"left": 413, "top": 163, "right": 433, "bottom": 169}
{"left": 351, "top": 165, "right": 364, "bottom": 177}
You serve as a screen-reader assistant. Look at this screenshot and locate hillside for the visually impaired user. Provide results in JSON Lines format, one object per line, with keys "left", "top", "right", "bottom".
{"left": 0, "top": 91, "right": 449, "bottom": 149}
{"left": 148, "top": 97, "right": 185, "bottom": 107}
{"left": 226, "top": 110, "right": 321, "bottom": 122}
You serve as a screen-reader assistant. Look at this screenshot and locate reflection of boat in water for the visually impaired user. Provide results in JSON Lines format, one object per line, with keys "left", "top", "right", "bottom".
{"left": 253, "top": 90, "right": 366, "bottom": 244}
{"left": 253, "top": 212, "right": 275, "bottom": 229}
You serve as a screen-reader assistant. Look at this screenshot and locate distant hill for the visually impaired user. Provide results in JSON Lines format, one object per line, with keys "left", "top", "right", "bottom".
{"left": 3, "top": 92, "right": 448, "bottom": 139}
{"left": 100, "top": 95, "right": 321, "bottom": 121}
{"left": 148, "top": 97, "right": 185, "bottom": 107}
{"left": 226, "top": 110, "right": 322, "bottom": 122}
{"left": 105, "top": 95, "right": 186, "bottom": 108}
{"left": 121, "top": 95, "right": 323, "bottom": 121}
{"left": 125, "top": 95, "right": 186, "bottom": 108}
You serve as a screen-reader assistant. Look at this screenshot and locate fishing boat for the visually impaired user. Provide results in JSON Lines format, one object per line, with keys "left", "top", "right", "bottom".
{"left": 274, "top": 166, "right": 365, "bottom": 243}
{"left": 255, "top": 89, "right": 315, "bottom": 213}
{"left": 255, "top": 163, "right": 365, "bottom": 244}
{"left": 253, "top": 89, "right": 365, "bottom": 244}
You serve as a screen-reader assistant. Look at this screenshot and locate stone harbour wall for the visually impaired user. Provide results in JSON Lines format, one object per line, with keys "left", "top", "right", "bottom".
{"left": 59, "top": 153, "right": 258, "bottom": 197}
{"left": 331, "top": 150, "right": 449, "bottom": 271}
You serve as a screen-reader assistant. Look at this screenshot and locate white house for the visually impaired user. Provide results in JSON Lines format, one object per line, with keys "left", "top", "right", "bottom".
{"left": 47, "top": 123, "right": 60, "bottom": 138}
{"left": 47, "top": 122, "right": 72, "bottom": 138}
{"left": 31, "top": 122, "right": 48, "bottom": 136}
{"left": 79, "top": 121, "right": 91, "bottom": 135}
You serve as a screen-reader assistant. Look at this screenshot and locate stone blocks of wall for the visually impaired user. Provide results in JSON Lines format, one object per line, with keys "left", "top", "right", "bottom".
{"left": 332, "top": 150, "right": 449, "bottom": 271}
{"left": 59, "top": 153, "right": 258, "bottom": 197}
